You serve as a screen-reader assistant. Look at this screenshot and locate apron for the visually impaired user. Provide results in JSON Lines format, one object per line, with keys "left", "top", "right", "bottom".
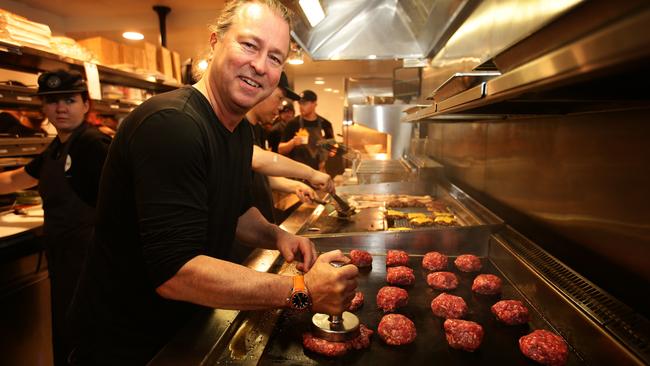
{"left": 290, "top": 117, "right": 326, "bottom": 170}
{"left": 39, "top": 126, "right": 96, "bottom": 365}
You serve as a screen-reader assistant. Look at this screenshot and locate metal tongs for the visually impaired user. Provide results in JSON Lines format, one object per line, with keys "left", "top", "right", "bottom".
{"left": 311, "top": 192, "right": 356, "bottom": 218}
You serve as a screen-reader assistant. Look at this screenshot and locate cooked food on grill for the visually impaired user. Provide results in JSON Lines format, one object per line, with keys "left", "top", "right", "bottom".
{"left": 386, "top": 266, "right": 415, "bottom": 286}
{"left": 433, "top": 213, "right": 457, "bottom": 226}
{"left": 430, "top": 293, "right": 468, "bottom": 319}
{"left": 426, "top": 271, "right": 459, "bottom": 290}
{"left": 388, "top": 227, "right": 411, "bottom": 231}
{"left": 422, "top": 251, "right": 448, "bottom": 271}
{"left": 472, "top": 274, "right": 502, "bottom": 295}
{"left": 378, "top": 314, "right": 417, "bottom": 346}
{"left": 385, "top": 209, "right": 407, "bottom": 220}
{"left": 454, "top": 254, "right": 482, "bottom": 272}
{"left": 444, "top": 319, "right": 484, "bottom": 352}
{"left": 406, "top": 212, "right": 428, "bottom": 220}
{"left": 348, "top": 291, "right": 364, "bottom": 312}
{"left": 349, "top": 249, "right": 373, "bottom": 268}
{"left": 386, "top": 249, "right": 409, "bottom": 267}
{"left": 376, "top": 286, "right": 408, "bottom": 312}
{"left": 491, "top": 300, "right": 529, "bottom": 325}
{"left": 519, "top": 329, "right": 568, "bottom": 366}
{"left": 386, "top": 197, "right": 410, "bottom": 208}
{"left": 409, "top": 216, "right": 434, "bottom": 227}
{"left": 427, "top": 200, "right": 449, "bottom": 212}
{"left": 302, "top": 324, "right": 374, "bottom": 357}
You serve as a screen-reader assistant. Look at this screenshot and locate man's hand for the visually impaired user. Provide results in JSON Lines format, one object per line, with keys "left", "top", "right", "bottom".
{"left": 276, "top": 230, "right": 317, "bottom": 272}
{"left": 291, "top": 135, "right": 303, "bottom": 146}
{"left": 293, "top": 181, "right": 317, "bottom": 203}
{"left": 304, "top": 250, "right": 359, "bottom": 314}
{"left": 308, "top": 169, "right": 334, "bottom": 193}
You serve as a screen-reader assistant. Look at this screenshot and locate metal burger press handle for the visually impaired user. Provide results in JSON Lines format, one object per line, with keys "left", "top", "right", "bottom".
{"left": 311, "top": 261, "right": 361, "bottom": 342}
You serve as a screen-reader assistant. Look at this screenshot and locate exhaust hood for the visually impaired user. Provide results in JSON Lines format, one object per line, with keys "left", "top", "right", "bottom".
{"left": 282, "top": 0, "right": 477, "bottom": 61}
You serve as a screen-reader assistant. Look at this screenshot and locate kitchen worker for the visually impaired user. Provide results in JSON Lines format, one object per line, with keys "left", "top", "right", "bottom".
{"left": 267, "top": 98, "right": 295, "bottom": 152}
{"left": 68, "top": 1, "right": 357, "bottom": 365}
{"left": 0, "top": 69, "right": 111, "bottom": 366}
{"left": 279, "top": 89, "right": 335, "bottom": 171}
{"left": 249, "top": 71, "right": 321, "bottom": 220}
{"left": 231, "top": 73, "right": 331, "bottom": 262}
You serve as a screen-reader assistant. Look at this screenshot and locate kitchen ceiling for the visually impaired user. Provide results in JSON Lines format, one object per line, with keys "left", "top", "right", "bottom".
{"left": 9, "top": 0, "right": 400, "bottom": 78}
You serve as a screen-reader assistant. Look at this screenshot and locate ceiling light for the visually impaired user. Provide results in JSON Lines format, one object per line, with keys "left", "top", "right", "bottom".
{"left": 197, "top": 59, "right": 209, "bottom": 71}
{"left": 314, "top": 80, "right": 325, "bottom": 85}
{"left": 324, "top": 88, "right": 332, "bottom": 92}
{"left": 332, "top": 89, "right": 339, "bottom": 93}
{"left": 299, "top": 0, "right": 325, "bottom": 27}
{"left": 368, "top": 54, "right": 377, "bottom": 59}
{"left": 122, "top": 31, "right": 144, "bottom": 40}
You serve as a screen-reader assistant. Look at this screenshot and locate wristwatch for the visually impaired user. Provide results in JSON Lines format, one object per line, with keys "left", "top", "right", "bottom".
{"left": 287, "top": 275, "right": 312, "bottom": 311}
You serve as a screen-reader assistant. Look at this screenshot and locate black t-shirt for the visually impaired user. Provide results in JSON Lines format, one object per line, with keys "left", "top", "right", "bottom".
{"left": 267, "top": 119, "right": 286, "bottom": 153}
{"left": 281, "top": 115, "right": 334, "bottom": 169}
{"left": 281, "top": 115, "right": 334, "bottom": 143}
{"left": 71, "top": 86, "right": 253, "bottom": 364}
{"left": 25, "top": 123, "right": 110, "bottom": 207}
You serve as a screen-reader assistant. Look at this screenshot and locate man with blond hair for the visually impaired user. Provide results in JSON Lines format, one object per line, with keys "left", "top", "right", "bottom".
{"left": 70, "top": 1, "right": 357, "bottom": 364}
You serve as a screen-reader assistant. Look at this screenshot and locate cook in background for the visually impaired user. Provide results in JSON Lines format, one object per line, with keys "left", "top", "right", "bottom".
{"left": 231, "top": 72, "right": 333, "bottom": 263}
{"left": 68, "top": 1, "right": 357, "bottom": 364}
{"left": 267, "top": 99, "right": 295, "bottom": 152}
{"left": 278, "top": 90, "right": 335, "bottom": 171}
{"left": 0, "top": 69, "right": 111, "bottom": 366}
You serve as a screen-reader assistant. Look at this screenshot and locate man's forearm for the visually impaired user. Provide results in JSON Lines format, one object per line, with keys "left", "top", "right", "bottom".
{"left": 252, "top": 146, "right": 314, "bottom": 180}
{"left": 277, "top": 140, "right": 295, "bottom": 155}
{"left": 235, "top": 206, "right": 282, "bottom": 249}
{"left": 156, "top": 255, "right": 293, "bottom": 310}
{"left": 267, "top": 176, "right": 299, "bottom": 194}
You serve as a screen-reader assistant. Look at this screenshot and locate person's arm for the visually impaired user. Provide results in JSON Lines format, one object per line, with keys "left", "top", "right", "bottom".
{"left": 156, "top": 249, "right": 358, "bottom": 314}
{"left": 252, "top": 145, "right": 334, "bottom": 192}
{"left": 0, "top": 167, "right": 38, "bottom": 194}
{"left": 268, "top": 176, "right": 317, "bottom": 203}
{"left": 278, "top": 136, "right": 302, "bottom": 155}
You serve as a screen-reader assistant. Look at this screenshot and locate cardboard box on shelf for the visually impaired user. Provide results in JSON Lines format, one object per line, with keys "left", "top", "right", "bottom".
{"left": 157, "top": 46, "right": 174, "bottom": 81}
{"left": 131, "top": 41, "right": 157, "bottom": 73}
{"left": 171, "top": 51, "right": 182, "bottom": 83}
{"left": 119, "top": 43, "right": 135, "bottom": 66}
{"left": 77, "top": 37, "right": 121, "bottom": 66}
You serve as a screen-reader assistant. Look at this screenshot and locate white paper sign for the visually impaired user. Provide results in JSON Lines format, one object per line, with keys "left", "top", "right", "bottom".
{"left": 83, "top": 62, "right": 102, "bottom": 100}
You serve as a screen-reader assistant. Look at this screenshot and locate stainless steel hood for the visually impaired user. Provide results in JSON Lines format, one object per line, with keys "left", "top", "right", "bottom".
{"left": 282, "top": 0, "right": 477, "bottom": 60}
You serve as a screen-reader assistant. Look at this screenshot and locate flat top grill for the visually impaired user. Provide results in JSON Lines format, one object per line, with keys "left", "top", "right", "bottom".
{"left": 260, "top": 254, "right": 583, "bottom": 365}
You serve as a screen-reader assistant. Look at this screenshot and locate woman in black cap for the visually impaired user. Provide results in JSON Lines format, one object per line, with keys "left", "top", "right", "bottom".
{"left": 0, "top": 69, "right": 111, "bottom": 365}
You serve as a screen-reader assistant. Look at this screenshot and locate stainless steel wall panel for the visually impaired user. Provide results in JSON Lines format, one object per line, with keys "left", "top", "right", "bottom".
{"left": 440, "top": 122, "right": 487, "bottom": 193}
{"left": 484, "top": 111, "right": 650, "bottom": 282}
{"left": 423, "top": 107, "right": 650, "bottom": 315}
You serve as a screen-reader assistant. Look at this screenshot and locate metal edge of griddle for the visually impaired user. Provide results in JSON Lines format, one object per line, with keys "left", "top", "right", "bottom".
{"left": 489, "top": 225, "right": 649, "bottom": 366}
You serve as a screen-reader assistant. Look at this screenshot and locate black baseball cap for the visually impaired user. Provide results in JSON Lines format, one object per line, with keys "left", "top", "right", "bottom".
{"left": 278, "top": 72, "right": 300, "bottom": 101}
{"left": 300, "top": 89, "right": 317, "bottom": 102}
{"left": 36, "top": 70, "right": 87, "bottom": 96}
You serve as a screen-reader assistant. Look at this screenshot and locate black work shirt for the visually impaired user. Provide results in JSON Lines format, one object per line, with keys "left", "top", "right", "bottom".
{"left": 281, "top": 115, "right": 334, "bottom": 169}
{"left": 267, "top": 119, "right": 286, "bottom": 153}
{"left": 25, "top": 123, "right": 110, "bottom": 207}
{"left": 71, "top": 86, "right": 253, "bottom": 365}
{"left": 281, "top": 115, "right": 334, "bottom": 143}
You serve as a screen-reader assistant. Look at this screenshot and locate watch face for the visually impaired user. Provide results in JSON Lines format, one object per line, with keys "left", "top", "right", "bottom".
{"left": 291, "top": 291, "right": 311, "bottom": 310}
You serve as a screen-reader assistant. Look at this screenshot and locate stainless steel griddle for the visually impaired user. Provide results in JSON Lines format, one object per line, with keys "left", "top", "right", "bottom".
{"left": 149, "top": 183, "right": 649, "bottom": 366}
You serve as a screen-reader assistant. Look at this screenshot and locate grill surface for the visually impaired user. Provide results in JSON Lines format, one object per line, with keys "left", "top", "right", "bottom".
{"left": 260, "top": 254, "right": 584, "bottom": 365}
{"left": 496, "top": 229, "right": 650, "bottom": 364}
